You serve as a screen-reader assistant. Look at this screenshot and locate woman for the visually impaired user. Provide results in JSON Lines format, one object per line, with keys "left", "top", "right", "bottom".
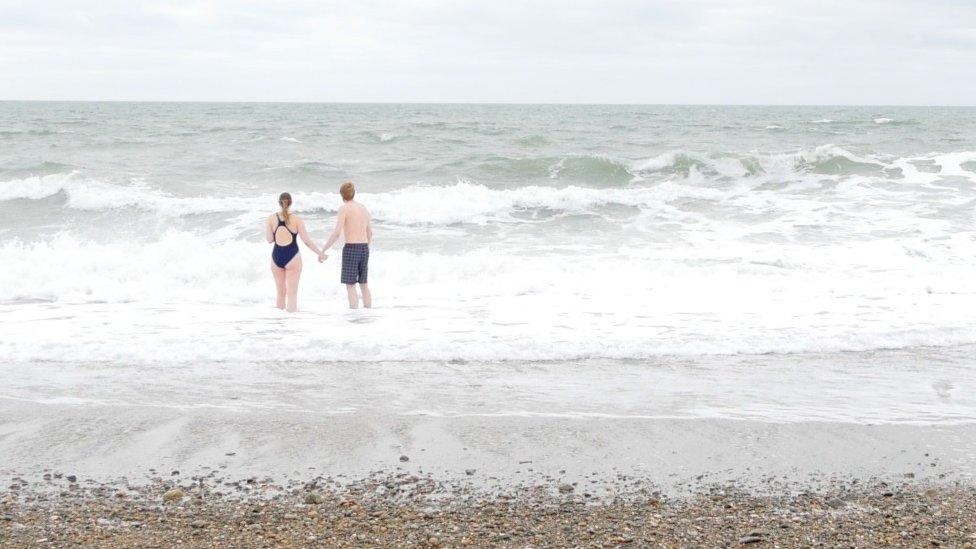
{"left": 266, "top": 192, "right": 326, "bottom": 312}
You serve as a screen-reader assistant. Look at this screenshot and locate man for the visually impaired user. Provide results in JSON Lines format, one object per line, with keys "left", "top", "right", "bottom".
{"left": 321, "top": 181, "right": 373, "bottom": 308}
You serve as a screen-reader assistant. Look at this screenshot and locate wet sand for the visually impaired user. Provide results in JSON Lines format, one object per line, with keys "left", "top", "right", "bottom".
{"left": 2, "top": 400, "right": 976, "bottom": 493}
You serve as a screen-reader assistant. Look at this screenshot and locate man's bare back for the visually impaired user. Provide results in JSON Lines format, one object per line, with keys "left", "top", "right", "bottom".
{"left": 339, "top": 201, "right": 371, "bottom": 244}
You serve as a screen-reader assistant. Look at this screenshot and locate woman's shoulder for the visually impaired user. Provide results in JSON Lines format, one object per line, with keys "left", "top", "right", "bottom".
{"left": 288, "top": 213, "right": 304, "bottom": 230}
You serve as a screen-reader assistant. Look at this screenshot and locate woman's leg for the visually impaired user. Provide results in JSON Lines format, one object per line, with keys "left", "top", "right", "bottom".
{"left": 284, "top": 254, "right": 303, "bottom": 312}
{"left": 271, "top": 264, "right": 286, "bottom": 309}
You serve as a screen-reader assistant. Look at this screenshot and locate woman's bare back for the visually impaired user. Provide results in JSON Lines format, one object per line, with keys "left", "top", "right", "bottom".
{"left": 268, "top": 213, "right": 301, "bottom": 246}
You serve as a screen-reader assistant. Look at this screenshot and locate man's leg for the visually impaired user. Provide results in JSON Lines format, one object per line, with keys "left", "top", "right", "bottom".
{"left": 346, "top": 284, "right": 359, "bottom": 309}
{"left": 360, "top": 283, "right": 371, "bottom": 308}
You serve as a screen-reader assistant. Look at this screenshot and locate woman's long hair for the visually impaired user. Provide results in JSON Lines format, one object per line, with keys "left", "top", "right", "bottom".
{"left": 278, "top": 192, "right": 292, "bottom": 226}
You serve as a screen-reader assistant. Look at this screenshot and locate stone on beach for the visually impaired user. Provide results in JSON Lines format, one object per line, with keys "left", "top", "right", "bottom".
{"left": 162, "top": 488, "right": 185, "bottom": 503}
{"left": 304, "top": 492, "right": 325, "bottom": 504}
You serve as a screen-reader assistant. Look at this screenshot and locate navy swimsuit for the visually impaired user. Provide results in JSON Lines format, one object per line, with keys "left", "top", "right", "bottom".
{"left": 271, "top": 214, "right": 299, "bottom": 268}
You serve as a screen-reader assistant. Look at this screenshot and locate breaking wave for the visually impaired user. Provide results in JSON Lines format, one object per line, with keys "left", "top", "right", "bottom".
{"left": 2, "top": 146, "right": 975, "bottom": 226}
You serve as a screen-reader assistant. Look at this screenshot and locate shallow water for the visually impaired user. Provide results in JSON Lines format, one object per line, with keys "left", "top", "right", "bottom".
{"left": 2, "top": 346, "right": 975, "bottom": 424}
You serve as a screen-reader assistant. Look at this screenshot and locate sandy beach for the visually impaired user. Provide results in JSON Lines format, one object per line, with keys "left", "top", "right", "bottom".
{"left": 3, "top": 355, "right": 976, "bottom": 546}
{"left": 3, "top": 415, "right": 976, "bottom": 548}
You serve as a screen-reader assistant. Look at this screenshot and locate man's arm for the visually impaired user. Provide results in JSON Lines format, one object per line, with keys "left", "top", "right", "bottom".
{"left": 366, "top": 213, "right": 373, "bottom": 245}
{"left": 322, "top": 207, "right": 346, "bottom": 251}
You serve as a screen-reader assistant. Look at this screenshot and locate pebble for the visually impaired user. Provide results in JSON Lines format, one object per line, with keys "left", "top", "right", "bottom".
{"left": 0, "top": 476, "right": 973, "bottom": 547}
{"left": 305, "top": 492, "right": 325, "bottom": 505}
{"left": 162, "top": 488, "right": 185, "bottom": 503}
{"left": 66, "top": 475, "right": 77, "bottom": 483}
{"left": 399, "top": 455, "right": 410, "bottom": 462}
{"left": 826, "top": 498, "right": 845, "bottom": 509}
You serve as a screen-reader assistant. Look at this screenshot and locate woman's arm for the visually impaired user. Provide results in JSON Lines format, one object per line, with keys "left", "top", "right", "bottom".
{"left": 296, "top": 217, "right": 324, "bottom": 256}
{"left": 265, "top": 215, "right": 275, "bottom": 243}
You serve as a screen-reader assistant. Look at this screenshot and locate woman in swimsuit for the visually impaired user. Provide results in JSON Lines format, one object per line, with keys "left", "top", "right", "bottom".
{"left": 265, "top": 192, "right": 327, "bottom": 312}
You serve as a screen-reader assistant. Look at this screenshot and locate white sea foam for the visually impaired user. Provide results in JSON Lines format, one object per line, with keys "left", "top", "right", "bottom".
{"left": 874, "top": 117, "right": 894, "bottom": 124}
{"left": 2, "top": 225, "right": 976, "bottom": 364}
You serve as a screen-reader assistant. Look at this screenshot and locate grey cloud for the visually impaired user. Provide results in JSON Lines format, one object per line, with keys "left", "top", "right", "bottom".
{"left": 0, "top": 0, "right": 973, "bottom": 104}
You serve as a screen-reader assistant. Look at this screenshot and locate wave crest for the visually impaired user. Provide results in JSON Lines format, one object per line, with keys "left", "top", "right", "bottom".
{"left": 3, "top": 147, "right": 975, "bottom": 225}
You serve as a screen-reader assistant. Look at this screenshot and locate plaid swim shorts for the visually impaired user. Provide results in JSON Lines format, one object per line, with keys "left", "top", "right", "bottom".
{"left": 341, "top": 243, "right": 369, "bottom": 284}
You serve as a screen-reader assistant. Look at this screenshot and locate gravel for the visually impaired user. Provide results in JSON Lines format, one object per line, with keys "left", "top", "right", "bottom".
{"left": 2, "top": 474, "right": 975, "bottom": 547}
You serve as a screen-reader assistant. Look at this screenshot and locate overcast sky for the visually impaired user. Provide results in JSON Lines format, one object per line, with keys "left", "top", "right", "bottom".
{"left": 1, "top": 0, "right": 974, "bottom": 104}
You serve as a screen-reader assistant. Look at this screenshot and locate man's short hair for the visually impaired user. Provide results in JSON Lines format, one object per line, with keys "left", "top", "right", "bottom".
{"left": 340, "top": 181, "right": 355, "bottom": 201}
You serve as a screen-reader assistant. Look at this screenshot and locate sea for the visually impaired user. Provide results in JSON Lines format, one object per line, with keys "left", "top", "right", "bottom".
{"left": 1, "top": 102, "right": 975, "bottom": 423}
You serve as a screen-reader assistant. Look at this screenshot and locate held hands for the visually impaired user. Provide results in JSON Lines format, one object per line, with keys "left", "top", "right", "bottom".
{"left": 318, "top": 251, "right": 328, "bottom": 263}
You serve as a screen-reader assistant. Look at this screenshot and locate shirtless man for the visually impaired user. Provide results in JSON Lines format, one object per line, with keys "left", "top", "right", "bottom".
{"left": 321, "top": 181, "right": 373, "bottom": 308}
